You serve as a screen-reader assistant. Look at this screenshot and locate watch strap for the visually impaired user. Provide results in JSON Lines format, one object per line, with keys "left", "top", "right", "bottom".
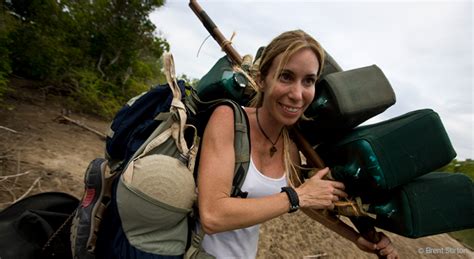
{"left": 281, "top": 186, "right": 299, "bottom": 213}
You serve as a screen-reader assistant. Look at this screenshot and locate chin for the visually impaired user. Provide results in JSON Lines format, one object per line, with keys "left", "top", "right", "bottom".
{"left": 281, "top": 116, "right": 300, "bottom": 126}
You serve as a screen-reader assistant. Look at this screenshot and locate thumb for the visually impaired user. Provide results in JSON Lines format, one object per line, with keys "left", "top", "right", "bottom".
{"left": 313, "top": 167, "right": 330, "bottom": 179}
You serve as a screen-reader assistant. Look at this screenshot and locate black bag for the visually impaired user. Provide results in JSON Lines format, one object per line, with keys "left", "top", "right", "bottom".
{"left": 368, "top": 172, "right": 474, "bottom": 238}
{"left": 301, "top": 65, "right": 396, "bottom": 145}
{"left": 316, "top": 109, "right": 457, "bottom": 198}
{"left": 0, "top": 192, "right": 79, "bottom": 259}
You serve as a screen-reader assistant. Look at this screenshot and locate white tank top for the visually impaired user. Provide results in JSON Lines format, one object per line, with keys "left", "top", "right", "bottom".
{"left": 201, "top": 157, "right": 287, "bottom": 258}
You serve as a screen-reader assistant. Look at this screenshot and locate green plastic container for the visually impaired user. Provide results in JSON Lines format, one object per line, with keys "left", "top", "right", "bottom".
{"left": 300, "top": 65, "right": 396, "bottom": 145}
{"left": 196, "top": 56, "right": 251, "bottom": 105}
{"left": 316, "top": 109, "right": 457, "bottom": 198}
{"left": 369, "top": 172, "right": 474, "bottom": 238}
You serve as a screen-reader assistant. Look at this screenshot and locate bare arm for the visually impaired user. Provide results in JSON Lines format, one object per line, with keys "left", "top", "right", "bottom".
{"left": 197, "top": 106, "right": 348, "bottom": 234}
{"left": 197, "top": 106, "right": 291, "bottom": 234}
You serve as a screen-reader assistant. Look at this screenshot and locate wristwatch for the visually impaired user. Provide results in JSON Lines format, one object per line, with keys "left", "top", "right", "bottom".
{"left": 281, "top": 186, "right": 300, "bottom": 213}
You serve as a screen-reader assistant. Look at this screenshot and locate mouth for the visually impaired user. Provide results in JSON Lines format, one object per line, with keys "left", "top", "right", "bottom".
{"left": 280, "top": 103, "right": 302, "bottom": 114}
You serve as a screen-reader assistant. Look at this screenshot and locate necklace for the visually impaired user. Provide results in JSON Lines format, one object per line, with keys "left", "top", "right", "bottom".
{"left": 256, "top": 108, "right": 283, "bottom": 157}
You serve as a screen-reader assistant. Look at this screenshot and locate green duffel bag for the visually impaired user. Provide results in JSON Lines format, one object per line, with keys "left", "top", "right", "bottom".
{"left": 316, "top": 109, "right": 456, "bottom": 198}
{"left": 368, "top": 172, "right": 474, "bottom": 238}
{"left": 300, "top": 65, "right": 396, "bottom": 145}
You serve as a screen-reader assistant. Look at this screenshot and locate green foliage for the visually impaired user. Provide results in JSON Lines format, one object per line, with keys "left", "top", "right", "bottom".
{"left": 0, "top": 2, "right": 17, "bottom": 101}
{"left": 2, "top": 0, "right": 169, "bottom": 117}
{"left": 178, "top": 74, "right": 200, "bottom": 88}
{"left": 68, "top": 69, "right": 123, "bottom": 118}
{"left": 438, "top": 159, "right": 474, "bottom": 180}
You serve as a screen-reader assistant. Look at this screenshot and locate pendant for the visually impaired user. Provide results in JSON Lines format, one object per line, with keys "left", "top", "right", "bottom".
{"left": 270, "top": 146, "right": 277, "bottom": 157}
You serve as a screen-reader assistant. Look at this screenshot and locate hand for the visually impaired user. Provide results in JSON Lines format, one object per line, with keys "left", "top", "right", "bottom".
{"left": 356, "top": 232, "right": 399, "bottom": 258}
{"left": 295, "top": 167, "right": 347, "bottom": 210}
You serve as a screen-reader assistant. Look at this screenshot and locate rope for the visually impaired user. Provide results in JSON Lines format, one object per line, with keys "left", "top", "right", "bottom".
{"left": 221, "top": 31, "right": 236, "bottom": 52}
{"left": 334, "top": 197, "right": 370, "bottom": 217}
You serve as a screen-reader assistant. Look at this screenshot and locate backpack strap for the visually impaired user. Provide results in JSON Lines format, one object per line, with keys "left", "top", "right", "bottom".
{"left": 188, "top": 92, "right": 251, "bottom": 198}
{"left": 185, "top": 98, "right": 251, "bottom": 258}
{"left": 227, "top": 101, "right": 251, "bottom": 198}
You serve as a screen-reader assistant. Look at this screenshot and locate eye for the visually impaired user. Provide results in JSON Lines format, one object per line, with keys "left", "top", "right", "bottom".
{"left": 303, "top": 77, "right": 316, "bottom": 87}
{"left": 279, "top": 71, "right": 293, "bottom": 83}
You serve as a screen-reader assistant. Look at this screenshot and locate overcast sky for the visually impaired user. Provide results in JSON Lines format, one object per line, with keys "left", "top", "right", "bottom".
{"left": 150, "top": 0, "right": 473, "bottom": 160}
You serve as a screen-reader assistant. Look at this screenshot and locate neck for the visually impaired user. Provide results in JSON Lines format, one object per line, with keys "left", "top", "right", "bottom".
{"left": 256, "top": 108, "right": 283, "bottom": 145}
{"left": 255, "top": 107, "right": 283, "bottom": 140}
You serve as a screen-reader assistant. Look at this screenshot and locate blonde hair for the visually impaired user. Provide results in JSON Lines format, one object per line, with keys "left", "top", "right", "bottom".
{"left": 250, "top": 30, "right": 325, "bottom": 187}
{"left": 250, "top": 29, "right": 325, "bottom": 107}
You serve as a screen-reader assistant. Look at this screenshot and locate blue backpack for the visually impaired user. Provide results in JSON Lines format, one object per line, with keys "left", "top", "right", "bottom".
{"left": 104, "top": 79, "right": 251, "bottom": 197}
{"left": 104, "top": 80, "right": 188, "bottom": 173}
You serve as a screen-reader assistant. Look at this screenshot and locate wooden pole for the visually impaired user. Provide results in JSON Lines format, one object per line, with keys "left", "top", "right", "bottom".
{"left": 189, "top": 0, "right": 242, "bottom": 65}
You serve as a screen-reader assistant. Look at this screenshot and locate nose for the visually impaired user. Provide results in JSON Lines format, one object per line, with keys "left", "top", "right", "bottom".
{"left": 288, "top": 83, "right": 304, "bottom": 102}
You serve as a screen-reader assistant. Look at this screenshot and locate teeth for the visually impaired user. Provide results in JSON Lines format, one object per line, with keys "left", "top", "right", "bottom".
{"left": 283, "top": 105, "right": 299, "bottom": 113}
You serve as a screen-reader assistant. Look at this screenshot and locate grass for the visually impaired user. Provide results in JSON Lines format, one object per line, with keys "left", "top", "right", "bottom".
{"left": 448, "top": 166, "right": 473, "bottom": 251}
{"left": 433, "top": 160, "right": 473, "bottom": 251}
{"left": 449, "top": 229, "right": 474, "bottom": 250}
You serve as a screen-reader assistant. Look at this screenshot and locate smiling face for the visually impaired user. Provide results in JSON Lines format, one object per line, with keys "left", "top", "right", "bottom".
{"left": 261, "top": 48, "right": 319, "bottom": 126}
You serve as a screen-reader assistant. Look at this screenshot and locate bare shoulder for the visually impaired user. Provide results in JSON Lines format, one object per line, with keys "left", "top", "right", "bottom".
{"left": 207, "top": 105, "right": 235, "bottom": 128}
{"left": 210, "top": 105, "right": 235, "bottom": 121}
{"left": 204, "top": 105, "right": 236, "bottom": 141}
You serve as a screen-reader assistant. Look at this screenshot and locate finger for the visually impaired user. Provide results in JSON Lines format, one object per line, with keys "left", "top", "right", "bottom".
{"left": 314, "top": 167, "right": 330, "bottom": 179}
{"left": 331, "top": 180, "right": 346, "bottom": 190}
{"left": 376, "top": 233, "right": 390, "bottom": 249}
{"left": 357, "top": 236, "right": 377, "bottom": 251}
{"left": 328, "top": 201, "right": 335, "bottom": 210}
{"left": 333, "top": 188, "right": 348, "bottom": 198}
{"left": 387, "top": 251, "right": 400, "bottom": 259}
{"left": 379, "top": 244, "right": 395, "bottom": 257}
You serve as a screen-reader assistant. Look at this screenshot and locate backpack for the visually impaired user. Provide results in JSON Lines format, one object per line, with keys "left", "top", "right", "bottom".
{"left": 70, "top": 53, "right": 252, "bottom": 258}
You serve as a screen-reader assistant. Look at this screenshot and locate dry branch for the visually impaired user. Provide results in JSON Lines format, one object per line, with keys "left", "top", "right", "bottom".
{"left": 15, "top": 177, "right": 42, "bottom": 202}
{"left": 58, "top": 115, "right": 107, "bottom": 140}
{"left": 0, "top": 170, "right": 35, "bottom": 182}
{"left": 0, "top": 126, "right": 18, "bottom": 134}
{"left": 0, "top": 170, "right": 42, "bottom": 206}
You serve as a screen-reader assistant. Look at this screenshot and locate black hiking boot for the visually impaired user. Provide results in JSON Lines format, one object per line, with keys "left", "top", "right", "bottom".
{"left": 70, "top": 158, "right": 111, "bottom": 259}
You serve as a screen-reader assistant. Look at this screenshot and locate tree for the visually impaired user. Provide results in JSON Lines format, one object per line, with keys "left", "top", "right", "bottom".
{"left": 0, "top": 1, "right": 18, "bottom": 100}
{"left": 3, "top": 0, "right": 170, "bottom": 117}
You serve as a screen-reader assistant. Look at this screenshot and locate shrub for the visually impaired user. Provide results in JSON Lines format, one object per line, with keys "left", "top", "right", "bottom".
{"left": 68, "top": 69, "right": 123, "bottom": 119}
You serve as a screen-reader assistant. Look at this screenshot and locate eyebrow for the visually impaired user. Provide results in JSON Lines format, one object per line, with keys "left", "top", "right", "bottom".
{"left": 280, "top": 69, "right": 317, "bottom": 78}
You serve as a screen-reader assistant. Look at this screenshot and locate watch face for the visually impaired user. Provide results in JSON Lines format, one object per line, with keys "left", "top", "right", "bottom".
{"left": 289, "top": 205, "right": 299, "bottom": 213}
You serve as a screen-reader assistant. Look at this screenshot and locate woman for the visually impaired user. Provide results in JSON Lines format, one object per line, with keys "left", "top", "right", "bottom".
{"left": 197, "top": 30, "right": 399, "bottom": 258}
